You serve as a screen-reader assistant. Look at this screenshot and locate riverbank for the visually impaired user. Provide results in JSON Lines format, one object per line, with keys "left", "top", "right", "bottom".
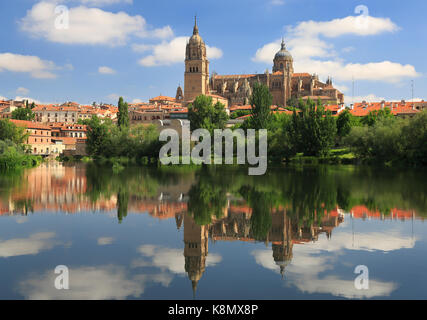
{"left": 57, "top": 147, "right": 427, "bottom": 169}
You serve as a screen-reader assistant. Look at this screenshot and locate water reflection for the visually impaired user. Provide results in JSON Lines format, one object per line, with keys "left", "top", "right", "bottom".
{"left": 0, "top": 163, "right": 426, "bottom": 299}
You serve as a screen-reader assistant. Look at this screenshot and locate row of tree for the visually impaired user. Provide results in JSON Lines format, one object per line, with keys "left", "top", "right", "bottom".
{"left": 84, "top": 97, "right": 162, "bottom": 164}
{"left": 187, "top": 82, "right": 427, "bottom": 166}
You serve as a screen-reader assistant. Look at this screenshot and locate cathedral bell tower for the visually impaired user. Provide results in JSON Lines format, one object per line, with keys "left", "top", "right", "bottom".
{"left": 273, "top": 39, "right": 294, "bottom": 106}
{"left": 184, "top": 17, "right": 210, "bottom": 105}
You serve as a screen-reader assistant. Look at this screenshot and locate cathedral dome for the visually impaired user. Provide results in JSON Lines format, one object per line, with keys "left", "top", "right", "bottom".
{"left": 275, "top": 39, "right": 292, "bottom": 60}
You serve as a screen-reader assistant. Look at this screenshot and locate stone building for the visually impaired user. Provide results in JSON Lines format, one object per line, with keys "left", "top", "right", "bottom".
{"left": 182, "top": 19, "right": 344, "bottom": 107}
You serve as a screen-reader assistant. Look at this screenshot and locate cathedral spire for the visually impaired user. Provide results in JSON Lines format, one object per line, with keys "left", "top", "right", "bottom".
{"left": 281, "top": 37, "right": 286, "bottom": 50}
{"left": 193, "top": 15, "right": 199, "bottom": 35}
{"left": 192, "top": 280, "right": 198, "bottom": 299}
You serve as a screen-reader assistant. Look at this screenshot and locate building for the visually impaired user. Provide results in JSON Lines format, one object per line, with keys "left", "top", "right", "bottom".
{"left": 347, "top": 100, "right": 421, "bottom": 118}
{"left": 32, "top": 103, "right": 118, "bottom": 124}
{"left": 9, "top": 119, "right": 57, "bottom": 155}
{"left": 182, "top": 18, "right": 344, "bottom": 107}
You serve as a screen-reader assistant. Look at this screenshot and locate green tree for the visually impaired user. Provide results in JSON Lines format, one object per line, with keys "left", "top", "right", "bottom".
{"left": 12, "top": 107, "right": 35, "bottom": 121}
{"left": 362, "top": 107, "right": 394, "bottom": 126}
{"left": 249, "top": 82, "right": 272, "bottom": 130}
{"left": 289, "top": 98, "right": 336, "bottom": 156}
{"left": 117, "top": 97, "right": 129, "bottom": 130}
{"left": 0, "top": 119, "right": 28, "bottom": 145}
{"left": 187, "top": 95, "right": 228, "bottom": 132}
{"left": 336, "top": 109, "right": 353, "bottom": 138}
{"left": 86, "top": 116, "right": 110, "bottom": 157}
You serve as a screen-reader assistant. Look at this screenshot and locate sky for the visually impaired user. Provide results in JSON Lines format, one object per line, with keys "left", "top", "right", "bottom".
{"left": 0, "top": 0, "right": 425, "bottom": 105}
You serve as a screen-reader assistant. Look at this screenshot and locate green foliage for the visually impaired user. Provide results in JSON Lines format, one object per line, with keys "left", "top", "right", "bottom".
{"left": 336, "top": 109, "right": 353, "bottom": 138}
{"left": 85, "top": 115, "right": 161, "bottom": 164}
{"left": 0, "top": 140, "right": 41, "bottom": 170}
{"left": 361, "top": 107, "right": 394, "bottom": 126}
{"left": 117, "top": 97, "right": 130, "bottom": 130}
{"left": 187, "top": 95, "right": 229, "bottom": 132}
{"left": 345, "top": 111, "right": 427, "bottom": 165}
{"left": 289, "top": 98, "right": 337, "bottom": 156}
{"left": 12, "top": 107, "right": 35, "bottom": 121}
{"left": 248, "top": 82, "right": 273, "bottom": 130}
{"left": 267, "top": 113, "right": 295, "bottom": 161}
{"left": 0, "top": 119, "right": 28, "bottom": 145}
{"left": 230, "top": 109, "right": 251, "bottom": 119}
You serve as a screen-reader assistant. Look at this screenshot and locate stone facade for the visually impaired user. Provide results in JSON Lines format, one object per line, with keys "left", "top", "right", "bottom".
{"left": 183, "top": 20, "right": 344, "bottom": 107}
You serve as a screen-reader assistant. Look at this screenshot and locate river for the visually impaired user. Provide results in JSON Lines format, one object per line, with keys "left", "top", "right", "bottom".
{"left": 0, "top": 163, "right": 426, "bottom": 299}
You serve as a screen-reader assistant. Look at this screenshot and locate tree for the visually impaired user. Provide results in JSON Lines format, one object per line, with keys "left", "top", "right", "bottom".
{"left": 86, "top": 116, "right": 110, "bottom": 156}
{"left": 117, "top": 97, "right": 129, "bottom": 130}
{"left": 12, "top": 107, "right": 35, "bottom": 121}
{"left": 336, "top": 109, "right": 353, "bottom": 138}
{"left": 187, "top": 95, "right": 228, "bottom": 132}
{"left": 0, "top": 119, "right": 28, "bottom": 145}
{"left": 249, "top": 82, "right": 272, "bottom": 130}
{"left": 362, "top": 107, "right": 394, "bottom": 126}
{"left": 289, "top": 98, "right": 336, "bottom": 156}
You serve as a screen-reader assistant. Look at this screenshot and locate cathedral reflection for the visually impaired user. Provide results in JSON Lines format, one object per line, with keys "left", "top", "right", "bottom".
{"left": 179, "top": 207, "right": 344, "bottom": 295}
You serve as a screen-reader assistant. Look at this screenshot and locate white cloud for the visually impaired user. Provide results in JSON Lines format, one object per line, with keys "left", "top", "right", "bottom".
{"left": 138, "top": 37, "right": 223, "bottom": 67}
{"left": 132, "top": 244, "right": 222, "bottom": 274}
{"left": 73, "top": 0, "right": 133, "bottom": 6}
{"left": 345, "top": 94, "right": 386, "bottom": 104}
{"left": 253, "top": 15, "right": 418, "bottom": 83}
{"left": 0, "top": 232, "right": 58, "bottom": 258}
{"left": 97, "top": 237, "right": 114, "bottom": 245}
{"left": 287, "top": 15, "right": 399, "bottom": 38}
{"left": 98, "top": 66, "right": 116, "bottom": 74}
{"left": 18, "top": 265, "right": 171, "bottom": 300}
{"left": 251, "top": 227, "right": 413, "bottom": 298}
{"left": 21, "top": 2, "right": 172, "bottom": 46}
{"left": 0, "top": 53, "right": 57, "bottom": 79}
{"left": 16, "top": 87, "right": 30, "bottom": 95}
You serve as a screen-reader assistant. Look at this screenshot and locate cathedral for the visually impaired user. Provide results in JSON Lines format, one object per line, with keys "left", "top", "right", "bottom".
{"left": 180, "top": 18, "right": 344, "bottom": 107}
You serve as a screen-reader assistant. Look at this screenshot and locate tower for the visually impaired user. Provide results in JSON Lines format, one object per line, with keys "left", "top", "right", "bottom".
{"left": 183, "top": 214, "right": 209, "bottom": 298}
{"left": 272, "top": 39, "right": 294, "bottom": 106}
{"left": 184, "top": 17, "right": 210, "bottom": 104}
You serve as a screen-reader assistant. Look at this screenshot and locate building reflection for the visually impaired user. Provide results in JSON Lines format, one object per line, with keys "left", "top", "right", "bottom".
{"left": 181, "top": 207, "right": 344, "bottom": 294}
{"left": 0, "top": 163, "right": 424, "bottom": 296}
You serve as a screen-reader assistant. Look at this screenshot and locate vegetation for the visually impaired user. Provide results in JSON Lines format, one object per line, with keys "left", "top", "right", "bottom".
{"left": 85, "top": 114, "right": 162, "bottom": 165}
{"left": 345, "top": 111, "right": 427, "bottom": 165}
{"left": 187, "top": 95, "right": 229, "bottom": 133}
{"left": 117, "top": 96, "right": 130, "bottom": 129}
{"left": 289, "top": 98, "right": 336, "bottom": 157}
{"left": 247, "top": 82, "right": 273, "bottom": 130}
{"left": 0, "top": 119, "right": 41, "bottom": 170}
{"left": 79, "top": 164, "right": 427, "bottom": 227}
{"left": 12, "top": 106, "right": 35, "bottom": 121}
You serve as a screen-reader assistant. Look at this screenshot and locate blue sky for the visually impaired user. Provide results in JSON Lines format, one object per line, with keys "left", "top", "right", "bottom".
{"left": 0, "top": 0, "right": 425, "bottom": 105}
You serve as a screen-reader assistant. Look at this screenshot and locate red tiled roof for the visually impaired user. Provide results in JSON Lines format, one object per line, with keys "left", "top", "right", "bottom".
{"left": 292, "top": 73, "right": 311, "bottom": 78}
{"left": 9, "top": 119, "right": 51, "bottom": 130}
{"left": 214, "top": 74, "right": 257, "bottom": 79}
{"left": 150, "top": 96, "right": 176, "bottom": 102}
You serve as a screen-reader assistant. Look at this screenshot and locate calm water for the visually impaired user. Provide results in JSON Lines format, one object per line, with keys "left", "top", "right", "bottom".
{"left": 0, "top": 163, "right": 426, "bottom": 300}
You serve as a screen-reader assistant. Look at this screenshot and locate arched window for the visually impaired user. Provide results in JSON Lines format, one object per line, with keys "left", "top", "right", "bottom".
{"left": 280, "top": 63, "right": 283, "bottom": 69}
